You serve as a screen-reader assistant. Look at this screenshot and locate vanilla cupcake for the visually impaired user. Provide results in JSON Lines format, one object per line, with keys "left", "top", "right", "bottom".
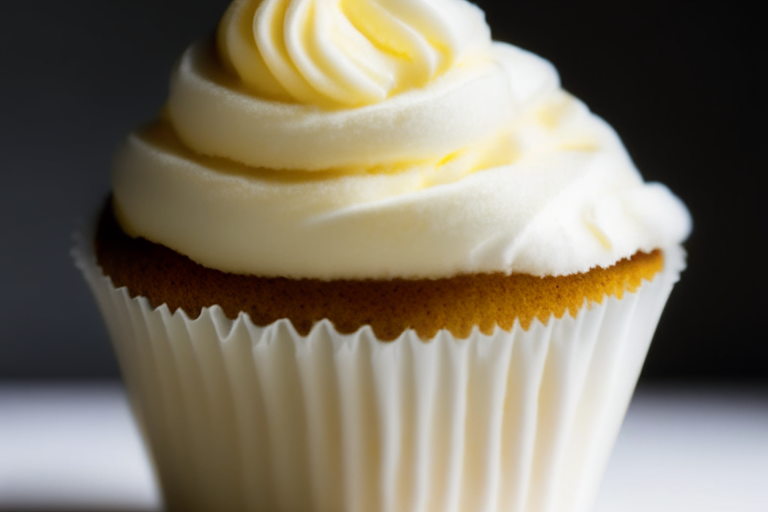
{"left": 75, "top": 1, "right": 691, "bottom": 511}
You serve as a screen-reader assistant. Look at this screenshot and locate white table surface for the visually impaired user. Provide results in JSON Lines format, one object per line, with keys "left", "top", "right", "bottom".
{"left": 1, "top": 383, "right": 766, "bottom": 512}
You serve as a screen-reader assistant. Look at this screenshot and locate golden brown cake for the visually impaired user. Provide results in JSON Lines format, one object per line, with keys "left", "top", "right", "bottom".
{"left": 97, "top": 200, "right": 663, "bottom": 341}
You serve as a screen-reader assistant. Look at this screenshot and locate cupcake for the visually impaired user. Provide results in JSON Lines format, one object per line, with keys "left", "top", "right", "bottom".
{"left": 75, "top": 1, "right": 691, "bottom": 511}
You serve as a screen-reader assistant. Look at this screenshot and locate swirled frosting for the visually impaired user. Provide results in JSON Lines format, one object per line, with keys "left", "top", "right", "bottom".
{"left": 218, "top": 0, "right": 492, "bottom": 107}
{"left": 112, "top": 0, "right": 691, "bottom": 279}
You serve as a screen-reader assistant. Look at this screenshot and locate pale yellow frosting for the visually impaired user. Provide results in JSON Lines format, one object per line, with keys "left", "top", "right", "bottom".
{"left": 168, "top": 41, "right": 513, "bottom": 171}
{"left": 112, "top": 0, "right": 691, "bottom": 279}
{"left": 217, "top": 0, "right": 492, "bottom": 107}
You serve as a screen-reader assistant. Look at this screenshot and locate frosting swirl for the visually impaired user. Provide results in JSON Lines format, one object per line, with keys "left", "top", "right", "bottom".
{"left": 112, "top": 0, "right": 691, "bottom": 279}
{"left": 168, "top": 40, "right": 513, "bottom": 170}
{"left": 217, "top": 0, "right": 492, "bottom": 107}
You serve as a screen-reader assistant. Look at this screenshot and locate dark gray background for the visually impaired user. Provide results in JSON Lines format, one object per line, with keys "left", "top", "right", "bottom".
{"left": 0, "top": 1, "right": 764, "bottom": 381}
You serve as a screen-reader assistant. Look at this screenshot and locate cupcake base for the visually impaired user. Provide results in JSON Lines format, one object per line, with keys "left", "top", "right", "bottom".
{"left": 95, "top": 200, "right": 664, "bottom": 340}
{"left": 75, "top": 227, "right": 684, "bottom": 512}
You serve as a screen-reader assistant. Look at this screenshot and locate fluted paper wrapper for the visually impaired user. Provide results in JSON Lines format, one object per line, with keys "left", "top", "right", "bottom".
{"left": 75, "top": 233, "right": 684, "bottom": 512}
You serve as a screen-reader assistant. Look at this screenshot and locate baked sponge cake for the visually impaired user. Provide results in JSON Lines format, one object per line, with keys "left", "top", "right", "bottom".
{"left": 96, "top": 202, "right": 664, "bottom": 341}
{"left": 76, "top": 1, "right": 691, "bottom": 511}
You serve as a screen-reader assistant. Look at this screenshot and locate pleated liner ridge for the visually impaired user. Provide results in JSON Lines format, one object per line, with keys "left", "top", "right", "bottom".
{"left": 74, "top": 231, "right": 683, "bottom": 512}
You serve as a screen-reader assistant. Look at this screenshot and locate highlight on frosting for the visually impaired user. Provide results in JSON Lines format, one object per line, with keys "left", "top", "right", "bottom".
{"left": 167, "top": 40, "right": 515, "bottom": 170}
{"left": 217, "top": 0, "right": 492, "bottom": 107}
{"left": 112, "top": 0, "right": 692, "bottom": 280}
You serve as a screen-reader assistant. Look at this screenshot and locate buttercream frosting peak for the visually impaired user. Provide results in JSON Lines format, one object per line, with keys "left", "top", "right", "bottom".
{"left": 112, "top": 0, "right": 691, "bottom": 279}
{"left": 217, "top": 0, "right": 492, "bottom": 107}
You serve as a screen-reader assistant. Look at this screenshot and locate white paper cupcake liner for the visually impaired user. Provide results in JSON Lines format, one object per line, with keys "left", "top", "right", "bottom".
{"left": 74, "top": 231, "right": 684, "bottom": 512}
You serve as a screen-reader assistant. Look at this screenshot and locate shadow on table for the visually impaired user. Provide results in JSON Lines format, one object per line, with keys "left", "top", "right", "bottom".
{"left": 1, "top": 509, "right": 160, "bottom": 512}
{"left": 2, "top": 510, "right": 160, "bottom": 512}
